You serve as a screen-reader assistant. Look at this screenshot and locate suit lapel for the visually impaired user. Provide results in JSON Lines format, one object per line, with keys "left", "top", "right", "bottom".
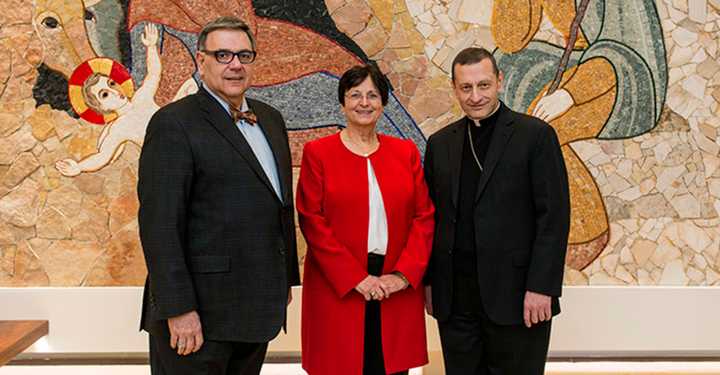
{"left": 446, "top": 119, "right": 466, "bottom": 209}
{"left": 196, "top": 88, "right": 279, "bottom": 202}
{"left": 474, "top": 104, "right": 514, "bottom": 203}
{"left": 248, "top": 98, "right": 291, "bottom": 204}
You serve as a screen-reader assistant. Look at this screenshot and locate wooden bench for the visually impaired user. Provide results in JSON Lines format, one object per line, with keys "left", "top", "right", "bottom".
{"left": 0, "top": 321, "right": 49, "bottom": 366}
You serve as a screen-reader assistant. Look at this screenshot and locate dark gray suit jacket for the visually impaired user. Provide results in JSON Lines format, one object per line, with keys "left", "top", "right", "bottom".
{"left": 424, "top": 102, "right": 570, "bottom": 325}
{"left": 137, "top": 87, "right": 300, "bottom": 342}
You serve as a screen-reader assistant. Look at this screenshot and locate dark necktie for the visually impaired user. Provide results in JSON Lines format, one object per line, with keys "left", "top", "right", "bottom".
{"left": 230, "top": 107, "right": 257, "bottom": 125}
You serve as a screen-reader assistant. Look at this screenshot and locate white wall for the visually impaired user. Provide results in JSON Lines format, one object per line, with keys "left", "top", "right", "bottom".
{"left": 1, "top": 286, "right": 718, "bottom": 356}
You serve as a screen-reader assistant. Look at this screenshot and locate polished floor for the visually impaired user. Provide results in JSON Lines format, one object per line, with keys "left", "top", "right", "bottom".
{"left": 0, "top": 365, "right": 423, "bottom": 375}
{"left": 0, "top": 364, "right": 307, "bottom": 375}
{"left": 2, "top": 363, "right": 720, "bottom": 374}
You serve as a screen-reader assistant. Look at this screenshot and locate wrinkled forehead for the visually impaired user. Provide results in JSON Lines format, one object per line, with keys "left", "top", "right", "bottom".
{"left": 453, "top": 62, "right": 497, "bottom": 85}
{"left": 204, "top": 29, "right": 253, "bottom": 50}
{"left": 348, "top": 76, "right": 378, "bottom": 92}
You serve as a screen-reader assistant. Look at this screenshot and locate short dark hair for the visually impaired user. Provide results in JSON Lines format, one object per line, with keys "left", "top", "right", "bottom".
{"left": 451, "top": 47, "right": 499, "bottom": 81}
{"left": 197, "top": 16, "right": 256, "bottom": 51}
{"left": 338, "top": 64, "right": 389, "bottom": 106}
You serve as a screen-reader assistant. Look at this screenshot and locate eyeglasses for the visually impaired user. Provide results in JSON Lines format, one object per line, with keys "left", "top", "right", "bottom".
{"left": 345, "top": 91, "right": 381, "bottom": 103}
{"left": 202, "top": 49, "right": 257, "bottom": 64}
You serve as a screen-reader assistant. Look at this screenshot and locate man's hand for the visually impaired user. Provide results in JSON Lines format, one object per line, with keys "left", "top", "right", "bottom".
{"left": 424, "top": 285, "right": 433, "bottom": 316}
{"left": 355, "top": 275, "right": 388, "bottom": 301}
{"left": 378, "top": 273, "right": 408, "bottom": 297}
{"left": 531, "top": 88, "right": 574, "bottom": 122}
{"left": 523, "top": 291, "right": 552, "bottom": 328}
{"left": 168, "top": 310, "right": 204, "bottom": 355}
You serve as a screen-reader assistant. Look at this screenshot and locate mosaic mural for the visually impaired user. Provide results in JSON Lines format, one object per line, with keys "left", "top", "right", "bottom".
{"left": 1, "top": 0, "right": 719, "bottom": 287}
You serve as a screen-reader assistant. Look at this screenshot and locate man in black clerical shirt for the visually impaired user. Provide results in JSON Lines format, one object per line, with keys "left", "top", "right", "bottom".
{"left": 423, "top": 47, "right": 571, "bottom": 374}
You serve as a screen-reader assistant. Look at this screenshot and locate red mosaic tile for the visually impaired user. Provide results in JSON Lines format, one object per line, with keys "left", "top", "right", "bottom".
{"left": 253, "top": 19, "right": 361, "bottom": 86}
{"left": 128, "top": 0, "right": 256, "bottom": 34}
{"left": 566, "top": 230, "right": 610, "bottom": 271}
{"left": 155, "top": 35, "right": 196, "bottom": 106}
{"left": 128, "top": 0, "right": 202, "bottom": 34}
{"left": 128, "top": 0, "right": 362, "bottom": 88}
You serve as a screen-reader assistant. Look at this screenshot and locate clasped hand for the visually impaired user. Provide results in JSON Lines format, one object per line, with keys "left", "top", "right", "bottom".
{"left": 355, "top": 274, "right": 408, "bottom": 301}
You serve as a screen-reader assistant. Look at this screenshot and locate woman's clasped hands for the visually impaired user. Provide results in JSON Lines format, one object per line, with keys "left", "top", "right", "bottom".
{"left": 354, "top": 274, "right": 409, "bottom": 301}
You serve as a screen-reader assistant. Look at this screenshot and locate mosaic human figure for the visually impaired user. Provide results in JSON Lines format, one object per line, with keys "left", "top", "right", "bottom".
{"left": 55, "top": 24, "right": 196, "bottom": 176}
{"left": 491, "top": 0, "right": 667, "bottom": 269}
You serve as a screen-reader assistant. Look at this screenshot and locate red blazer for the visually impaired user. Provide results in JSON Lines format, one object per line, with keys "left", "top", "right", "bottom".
{"left": 297, "top": 133, "right": 435, "bottom": 375}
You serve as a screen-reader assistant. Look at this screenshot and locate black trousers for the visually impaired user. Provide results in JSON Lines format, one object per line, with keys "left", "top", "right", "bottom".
{"left": 149, "top": 326, "right": 268, "bottom": 375}
{"left": 438, "top": 277, "right": 551, "bottom": 375}
{"left": 363, "top": 253, "right": 409, "bottom": 375}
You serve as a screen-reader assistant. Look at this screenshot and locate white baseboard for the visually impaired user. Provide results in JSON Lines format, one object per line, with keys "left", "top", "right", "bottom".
{"left": 1, "top": 286, "right": 718, "bottom": 357}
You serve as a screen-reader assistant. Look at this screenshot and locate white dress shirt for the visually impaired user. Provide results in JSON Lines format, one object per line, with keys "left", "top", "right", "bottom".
{"left": 367, "top": 159, "right": 388, "bottom": 255}
{"left": 204, "top": 85, "right": 283, "bottom": 202}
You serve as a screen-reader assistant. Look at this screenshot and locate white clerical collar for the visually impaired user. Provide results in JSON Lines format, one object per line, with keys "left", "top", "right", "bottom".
{"left": 471, "top": 101, "right": 501, "bottom": 127}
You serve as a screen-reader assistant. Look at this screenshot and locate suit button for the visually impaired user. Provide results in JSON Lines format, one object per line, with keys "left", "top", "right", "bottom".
{"left": 279, "top": 249, "right": 286, "bottom": 256}
{"left": 452, "top": 218, "right": 457, "bottom": 224}
{"left": 449, "top": 249, "right": 453, "bottom": 255}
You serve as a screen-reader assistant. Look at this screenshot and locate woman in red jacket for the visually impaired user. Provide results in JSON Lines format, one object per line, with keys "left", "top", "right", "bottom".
{"left": 296, "top": 64, "right": 435, "bottom": 375}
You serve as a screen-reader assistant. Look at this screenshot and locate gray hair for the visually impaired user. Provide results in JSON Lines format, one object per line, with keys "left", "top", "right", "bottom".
{"left": 197, "top": 16, "right": 256, "bottom": 51}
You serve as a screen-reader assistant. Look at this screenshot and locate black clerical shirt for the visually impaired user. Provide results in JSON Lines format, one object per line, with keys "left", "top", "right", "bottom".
{"left": 452, "top": 104, "right": 500, "bottom": 312}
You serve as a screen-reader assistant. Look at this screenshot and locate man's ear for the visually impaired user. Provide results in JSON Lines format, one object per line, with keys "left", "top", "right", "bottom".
{"left": 195, "top": 52, "right": 206, "bottom": 78}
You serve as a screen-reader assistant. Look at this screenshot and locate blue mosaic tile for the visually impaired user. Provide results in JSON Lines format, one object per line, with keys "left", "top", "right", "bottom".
{"left": 248, "top": 72, "right": 426, "bottom": 154}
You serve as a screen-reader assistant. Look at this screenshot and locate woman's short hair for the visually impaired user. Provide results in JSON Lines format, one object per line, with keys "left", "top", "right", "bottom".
{"left": 338, "top": 64, "right": 389, "bottom": 106}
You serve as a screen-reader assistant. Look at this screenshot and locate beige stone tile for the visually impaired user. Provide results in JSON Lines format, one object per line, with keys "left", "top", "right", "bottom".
{"left": 689, "top": 0, "right": 708, "bottom": 22}
{"left": 672, "top": 26, "right": 699, "bottom": 47}
{"left": 659, "top": 259, "right": 689, "bottom": 285}
{"left": 630, "top": 238, "right": 655, "bottom": 266}
{"left": 589, "top": 271, "right": 624, "bottom": 285}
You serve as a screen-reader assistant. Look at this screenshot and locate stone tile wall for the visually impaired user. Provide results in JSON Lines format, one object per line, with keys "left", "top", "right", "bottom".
{"left": 1, "top": 0, "right": 719, "bottom": 286}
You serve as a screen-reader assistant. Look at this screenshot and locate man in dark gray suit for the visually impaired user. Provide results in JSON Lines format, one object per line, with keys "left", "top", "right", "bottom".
{"left": 137, "top": 16, "right": 299, "bottom": 375}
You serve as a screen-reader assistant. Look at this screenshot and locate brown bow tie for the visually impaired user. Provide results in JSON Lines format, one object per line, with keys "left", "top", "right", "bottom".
{"left": 230, "top": 107, "right": 257, "bottom": 125}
